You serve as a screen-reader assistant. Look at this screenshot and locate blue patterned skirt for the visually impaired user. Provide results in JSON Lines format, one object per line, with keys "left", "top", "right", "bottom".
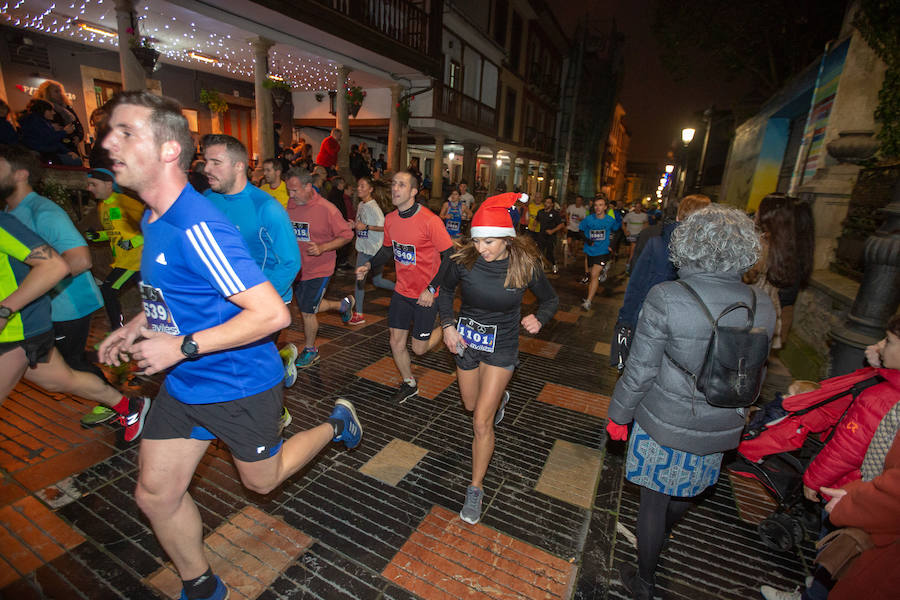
{"left": 625, "top": 422, "right": 723, "bottom": 497}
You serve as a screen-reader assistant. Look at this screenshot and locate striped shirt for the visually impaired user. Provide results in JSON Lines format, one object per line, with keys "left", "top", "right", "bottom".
{"left": 139, "top": 184, "right": 282, "bottom": 403}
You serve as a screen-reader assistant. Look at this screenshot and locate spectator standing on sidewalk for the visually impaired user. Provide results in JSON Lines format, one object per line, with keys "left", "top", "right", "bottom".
{"left": 35, "top": 80, "right": 84, "bottom": 162}
{"left": 316, "top": 128, "right": 341, "bottom": 176}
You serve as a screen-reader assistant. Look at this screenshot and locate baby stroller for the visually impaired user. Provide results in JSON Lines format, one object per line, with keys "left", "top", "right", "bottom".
{"left": 728, "top": 368, "right": 884, "bottom": 552}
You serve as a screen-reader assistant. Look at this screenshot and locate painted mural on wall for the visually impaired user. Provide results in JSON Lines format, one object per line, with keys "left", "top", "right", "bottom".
{"left": 799, "top": 38, "right": 850, "bottom": 182}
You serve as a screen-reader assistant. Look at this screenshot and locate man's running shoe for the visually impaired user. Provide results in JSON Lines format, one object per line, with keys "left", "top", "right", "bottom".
{"left": 279, "top": 343, "right": 298, "bottom": 388}
{"left": 179, "top": 575, "right": 228, "bottom": 600}
{"left": 295, "top": 348, "right": 319, "bottom": 369}
{"left": 279, "top": 407, "right": 292, "bottom": 435}
{"left": 339, "top": 296, "right": 355, "bottom": 323}
{"left": 598, "top": 262, "right": 610, "bottom": 282}
{"left": 494, "top": 390, "right": 510, "bottom": 426}
{"left": 330, "top": 399, "right": 363, "bottom": 449}
{"left": 581, "top": 299, "right": 592, "bottom": 311}
{"left": 348, "top": 313, "right": 366, "bottom": 325}
{"left": 459, "top": 485, "right": 483, "bottom": 524}
{"left": 580, "top": 273, "right": 590, "bottom": 285}
{"left": 120, "top": 396, "right": 151, "bottom": 442}
{"left": 80, "top": 405, "right": 117, "bottom": 427}
{"left": 392, "top": 381, "right": 418, "bottom": 404}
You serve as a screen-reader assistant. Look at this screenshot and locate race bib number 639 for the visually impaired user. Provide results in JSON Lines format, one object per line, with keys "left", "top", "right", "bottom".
{"left": 139, "top": 282, "right": 181, "bottom": 335}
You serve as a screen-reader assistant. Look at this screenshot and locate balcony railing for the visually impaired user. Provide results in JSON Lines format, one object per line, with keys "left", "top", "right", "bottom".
{"left": 316, "top": 0, "right": 429, "bottom": 54}
{"left": 524, "top": 126, "right": 554, "bottom": 154}
{"left": 433, "top": 83, "right": 496, "bottom": 137}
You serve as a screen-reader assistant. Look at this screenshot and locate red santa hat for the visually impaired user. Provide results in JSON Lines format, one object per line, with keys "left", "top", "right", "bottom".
{"left": 470, "top": 192, "right": 529, "bottom": 238}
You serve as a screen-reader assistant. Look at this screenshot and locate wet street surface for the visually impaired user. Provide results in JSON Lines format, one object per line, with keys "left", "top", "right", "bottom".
{"left": 0, "top": 256, "right": 813, "bottom": 599}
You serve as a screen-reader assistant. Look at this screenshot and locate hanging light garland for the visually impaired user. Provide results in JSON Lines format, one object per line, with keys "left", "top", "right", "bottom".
{"left": 1, "top": 0, "right": 340, "bottom": 90}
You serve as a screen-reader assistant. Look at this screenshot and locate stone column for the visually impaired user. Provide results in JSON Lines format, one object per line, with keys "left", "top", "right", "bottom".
{"left": 252, "top": 38, "right": 274, "bottom": 163}
{"left": 462, "top": 143, "right": 477, "bottom": 187}
{"left": 508, "top": 153, "right": 518, "bottom": 191}
{"left": 432, "top": 134, "right": 445, "bottom": 207}
{"left": 388, "top": 84, "right": 402, "bottom": 173}
{"left": 335, "top": 65, "right": 351, "bottom": 174}
{"left": 399, "top": 124, "right": 409, "bottom": 171}
{"left": 114, "top": 0, "right": 146, "bottom": 91}
{"left": 490, "top": 150, "right": 498, "bottom": 192}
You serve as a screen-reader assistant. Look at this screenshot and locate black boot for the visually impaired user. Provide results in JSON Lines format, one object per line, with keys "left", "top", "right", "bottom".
{"left": 619, "top": 563, "right": 656, "bottom": 600}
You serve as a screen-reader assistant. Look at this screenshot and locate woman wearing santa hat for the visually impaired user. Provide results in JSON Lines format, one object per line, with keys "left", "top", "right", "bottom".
{"left": 436, "top": 192, "right": 559, "bottom": 524}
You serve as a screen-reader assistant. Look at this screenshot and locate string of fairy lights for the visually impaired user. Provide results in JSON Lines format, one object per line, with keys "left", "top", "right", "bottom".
{"left": 0, "top": 0, "right": 341, "bottom": 90}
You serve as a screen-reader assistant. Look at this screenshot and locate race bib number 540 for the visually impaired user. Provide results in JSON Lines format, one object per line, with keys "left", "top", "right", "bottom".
{"left": 392, "top": 241, "right": 416, "bottom": 266}
{"left": 139, "top": 282, "right": 181, "bottom": 335}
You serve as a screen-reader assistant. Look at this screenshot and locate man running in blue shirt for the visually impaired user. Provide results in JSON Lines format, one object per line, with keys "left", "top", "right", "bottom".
{"left": 99, "top": 92, "right": 361, "bottom": 600}
{"left": 202, "top": 134, "right": 302, "bottom": 392}
{"left": 579, "top": 195, "right": 620, "bottom": 310}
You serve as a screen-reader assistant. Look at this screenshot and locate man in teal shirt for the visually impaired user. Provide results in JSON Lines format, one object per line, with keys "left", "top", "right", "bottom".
{"left": 201, "top": 135, "right": 301, "bottom": 394}
{"left": 0, "top": 145, "right": 149, "bottom": 440}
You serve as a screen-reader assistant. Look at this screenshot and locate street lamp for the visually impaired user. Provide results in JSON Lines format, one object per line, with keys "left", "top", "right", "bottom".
{"left": 496, "top": 158, "right": 502, "bottom": 168}
{"left": 448, "top": 152, "right": 455, "bottom": 160}
{"left": 681, "top": 128, "right": 696, "bottom": 145}
{"left": 665, "top": 164, "right": 674, "bottom": 173}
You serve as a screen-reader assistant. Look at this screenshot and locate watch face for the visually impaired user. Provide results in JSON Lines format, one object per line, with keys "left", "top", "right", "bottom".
{"left": 0, "top": 307, "right": 12, "bottom": 318}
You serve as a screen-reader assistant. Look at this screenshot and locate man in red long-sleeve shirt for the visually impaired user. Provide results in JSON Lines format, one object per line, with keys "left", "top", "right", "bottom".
{"left": 316, "top": 128, "right": 341, "bottom": 175}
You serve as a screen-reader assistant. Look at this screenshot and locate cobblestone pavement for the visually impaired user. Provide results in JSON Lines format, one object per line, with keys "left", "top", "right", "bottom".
{"left": 0, "top": 255, "right": 814, "bottom": 599}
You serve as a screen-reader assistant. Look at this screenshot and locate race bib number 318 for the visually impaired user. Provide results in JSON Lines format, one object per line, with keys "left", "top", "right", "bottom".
{"left": 392, "top": 241, "right": 416, "bottom": 266}
{"left": 139, "top": 282, "right": 181, "bottom": 335}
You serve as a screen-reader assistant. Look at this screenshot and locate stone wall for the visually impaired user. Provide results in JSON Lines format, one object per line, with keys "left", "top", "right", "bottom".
{"left": 779, "top": 270, "right": 858, "bottom": 380}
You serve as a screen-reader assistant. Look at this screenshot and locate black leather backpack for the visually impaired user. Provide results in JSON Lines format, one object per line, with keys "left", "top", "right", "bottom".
{"left": 666, "top": 280, "right": 769, "bottom": 408}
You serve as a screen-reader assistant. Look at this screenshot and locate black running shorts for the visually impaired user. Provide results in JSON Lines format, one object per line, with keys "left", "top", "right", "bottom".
{"left": 455, "top": 345, "right": 517, "bottom": 372}
{"left": 587, "top": 253, "right": 611, "bottom": 267}
{"left": 142, "top": 383, "right": 284, "bottom": 462}
{"left": 388, "top": 292, "right": 438, "bottom": 340}
{"left": 0, "top": 329, "right": 55, "bottom": 368}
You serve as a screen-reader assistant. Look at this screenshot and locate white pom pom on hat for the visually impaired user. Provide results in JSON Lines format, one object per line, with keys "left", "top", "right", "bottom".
{"left": 470, "top": 192, "right": 528, "bottom": 238}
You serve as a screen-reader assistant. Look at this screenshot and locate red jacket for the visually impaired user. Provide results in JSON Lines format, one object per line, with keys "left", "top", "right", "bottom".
{"left": 316, "top": 136, "right": 339, "bottom": 168}
{"left": 803, "top": 369, "right": 900, "bottom": 492}
{"left": 829, "top": 432, "right": 900, "bottom": 600}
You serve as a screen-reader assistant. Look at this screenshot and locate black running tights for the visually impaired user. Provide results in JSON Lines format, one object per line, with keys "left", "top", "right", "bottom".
{"left": 636, "top": 487, "right": 694, "bottom": 581}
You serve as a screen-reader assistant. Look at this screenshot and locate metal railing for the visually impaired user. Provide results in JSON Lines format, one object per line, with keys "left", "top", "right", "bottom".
{"left": 316, "top": 0, "right": 429, "bottom": 54}
{"left": 433, "top": 83, "right": 496, "bottom": 136}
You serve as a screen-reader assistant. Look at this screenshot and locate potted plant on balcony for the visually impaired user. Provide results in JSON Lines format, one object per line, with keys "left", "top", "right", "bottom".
{"left": 346, "top": 83, "right": 366, "bottom": 118}
{"left": 126, "top": 26, "right": 160, "bottom": 76}
{"left": 397, "top": 96, "right": 413, "bottom": 125}
{"left": 200, "top": 89, "right": 229, "bottom": 114}
{"left": 263, "top": 77, "right": 293, "bottom": 109}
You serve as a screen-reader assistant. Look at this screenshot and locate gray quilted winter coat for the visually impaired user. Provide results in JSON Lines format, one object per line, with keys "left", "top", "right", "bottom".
{"left": 608, "top": 267, "right": 777, "bottom": 455}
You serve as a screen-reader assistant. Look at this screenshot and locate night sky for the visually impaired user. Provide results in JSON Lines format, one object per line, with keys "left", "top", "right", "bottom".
{"left": 552, "top": 1, "right": 750, "bottom": 165}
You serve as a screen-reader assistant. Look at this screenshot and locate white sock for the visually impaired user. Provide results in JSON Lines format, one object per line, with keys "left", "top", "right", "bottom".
{"left": 404, "top": 377, "right": 416, "bottom": 388}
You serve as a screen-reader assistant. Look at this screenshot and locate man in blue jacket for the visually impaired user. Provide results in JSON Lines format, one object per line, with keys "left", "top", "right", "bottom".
{"left": 579, "top": 195, "right": 620, "bottom": 310}
{"left": 202, "top": 135, "right": 301, "bottom": 393}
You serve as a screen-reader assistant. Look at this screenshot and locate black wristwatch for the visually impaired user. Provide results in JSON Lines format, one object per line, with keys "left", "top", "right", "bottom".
{"left": 426, "top": 284, "right": 437, "bottom": 295}
{"left": 0, "top": 305, "right": 13, "bottom": 319}
{"left": 181, "top": 334, "right": 200, "bottom": 359}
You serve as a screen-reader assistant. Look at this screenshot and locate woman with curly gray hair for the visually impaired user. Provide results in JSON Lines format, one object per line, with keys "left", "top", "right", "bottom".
{"left": 606, "top": 204, "right": 777, "bottom": 599}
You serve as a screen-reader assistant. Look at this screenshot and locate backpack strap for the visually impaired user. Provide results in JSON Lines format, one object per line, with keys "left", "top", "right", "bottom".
{"left": 676, "top": 280, "right": 715, "bottom": 325}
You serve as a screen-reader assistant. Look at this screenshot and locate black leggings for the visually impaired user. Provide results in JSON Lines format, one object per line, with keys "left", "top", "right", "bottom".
{"left": 99, "top": 268, "right": 138, "bottom": 330}
{"left": 636, "top": 487, "right": 694, "bottom": 581}
{"left": 537, "top": 234, "right": 556, "bottom": 266}
{"left": 53, "top": 315, "right": 106, "bottom": 380}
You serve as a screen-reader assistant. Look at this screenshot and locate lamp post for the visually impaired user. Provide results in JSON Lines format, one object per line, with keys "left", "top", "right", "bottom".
{"left": 677, "top": 127, "right": 696, "bottom": 199}
{"left": 694, "top": 107, "right": 714, "bottom": 192}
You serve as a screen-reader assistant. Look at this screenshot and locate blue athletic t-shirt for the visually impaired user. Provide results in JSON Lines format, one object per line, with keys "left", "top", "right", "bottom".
{"left": 444, "top": 200, "right": 463, "bottom": 237}
{"left": 579, "top": 213, "right": 619, "bottom": 256}
{"left": 7, "top": 192, "right": 104, "bottom": 322}
{"left": 140, "top": 184, "right": 282, "bottom": 403}
{"left": 203, "top": 183, "right": 300, "bottom": 302}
